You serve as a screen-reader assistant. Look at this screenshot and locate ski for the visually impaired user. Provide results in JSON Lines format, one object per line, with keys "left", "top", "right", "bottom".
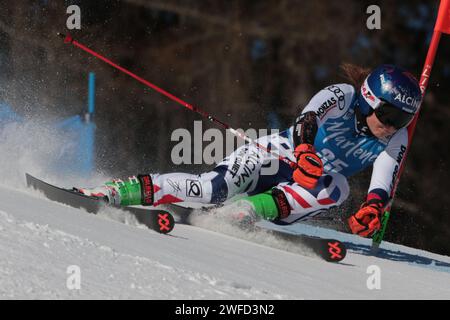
{"left": 145, "top": 203, "right": 347, "bottom": 263}
{"left": 257, "top": 228, "right": 347, "bottom": 263}
{"left": 25, "top": 173, "right": 175, "bottom": 234}
{"left": 25, "top": 173, "right": 346, "bottom": 262}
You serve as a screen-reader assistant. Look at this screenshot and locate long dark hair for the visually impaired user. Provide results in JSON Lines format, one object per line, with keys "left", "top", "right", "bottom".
{"left": 340, "top": 63, "right": 371, "bottom": 88}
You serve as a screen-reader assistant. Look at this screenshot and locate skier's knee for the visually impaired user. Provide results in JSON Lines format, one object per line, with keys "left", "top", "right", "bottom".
{"left": 244, "top": 188, "right": 291, "bottom": 221}
{"left": 209, "top": 167, "right": 229, "bottom": 204}
{"left": 331, "top": 173, "right": 350, "bottom": 205}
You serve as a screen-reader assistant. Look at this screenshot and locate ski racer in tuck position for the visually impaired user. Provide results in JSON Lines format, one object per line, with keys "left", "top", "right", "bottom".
{"left": 77, "top": 64, "right": 422, "bottom": 238}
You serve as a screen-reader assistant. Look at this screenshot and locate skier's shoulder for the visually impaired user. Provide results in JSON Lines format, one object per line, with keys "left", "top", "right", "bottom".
{"left": 323, "top": 83, "right": 356, "bottom": 103}
{"left": 377, "top": 127, "right": 409, "bottom": 162}
{"left": 385, "top": 127, "right": 409, "bottom": 147}
{"left": 303, "top": 83, "right": 356, "bottom": 120}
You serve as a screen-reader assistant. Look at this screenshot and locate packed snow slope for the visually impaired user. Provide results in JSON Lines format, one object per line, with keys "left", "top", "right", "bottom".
{"left": 1, "top": 119, "right": 450, "bottom": 299}
{"left": 1, "top": 182, "right": 450, "bottom": 299}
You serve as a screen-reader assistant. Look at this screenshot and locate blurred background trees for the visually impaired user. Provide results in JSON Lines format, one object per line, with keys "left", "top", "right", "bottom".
{"left": 0, "top": 0, "right": 449, "bottom": 255}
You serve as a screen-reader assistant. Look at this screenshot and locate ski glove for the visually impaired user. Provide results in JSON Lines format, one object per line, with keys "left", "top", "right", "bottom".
{"left": 348, "top": 199, "right": 384, "bottom": 237}
{"left": 293, "top": 143, "right": 323, "bottom": 189}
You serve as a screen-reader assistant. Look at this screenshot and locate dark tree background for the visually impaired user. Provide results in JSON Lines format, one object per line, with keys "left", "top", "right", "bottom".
{"left": 1, "top": 0, "right": 449, "bottom": 255}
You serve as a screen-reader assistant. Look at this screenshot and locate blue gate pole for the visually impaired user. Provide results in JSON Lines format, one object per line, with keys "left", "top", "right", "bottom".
{"left": 88, "top": 72, "right": 96, "bottom": 116}
{"left": 84, "top": 71, "right": 96, "bottom": 175}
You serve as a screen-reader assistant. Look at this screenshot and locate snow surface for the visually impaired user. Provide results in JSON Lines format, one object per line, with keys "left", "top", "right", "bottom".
{"left": 1, "top": 119, "right": 450, "bottom": 299}
{"left": 1, "top": 184, "right": 450, "bottom": 299}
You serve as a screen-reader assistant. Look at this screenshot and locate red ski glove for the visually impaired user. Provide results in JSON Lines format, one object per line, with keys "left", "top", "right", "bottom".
{"left": 293, "top": 143, "right": 323, "bottom": 189}
{"left": 348, "top": 199, "right": 384, "bottom": 237}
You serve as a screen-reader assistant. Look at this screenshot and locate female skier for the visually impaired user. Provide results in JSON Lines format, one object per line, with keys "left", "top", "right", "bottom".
{"left": 77, "top": 64, "right": 422, "bottom": 238}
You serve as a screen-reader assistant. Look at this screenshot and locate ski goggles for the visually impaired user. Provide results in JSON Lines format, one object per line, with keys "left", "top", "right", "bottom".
{"left": 374, "top": 102, "right": 415, "bottom": 129}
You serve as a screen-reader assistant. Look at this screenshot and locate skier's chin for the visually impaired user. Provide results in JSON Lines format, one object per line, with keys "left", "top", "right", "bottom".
{"left": 371, "top": 129, "right": 392, "bottom": 139}
{"left": 366, "top": 113, "right": 397, "bottom": 139}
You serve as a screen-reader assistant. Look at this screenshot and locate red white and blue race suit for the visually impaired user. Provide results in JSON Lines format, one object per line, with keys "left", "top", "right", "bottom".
{"left": 149, "top": 83, "right": 407, "bottom": 223}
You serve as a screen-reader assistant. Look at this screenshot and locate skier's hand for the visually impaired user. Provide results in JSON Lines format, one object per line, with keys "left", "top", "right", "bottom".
{"left": 293, "top": 143, "right": 323, "bottom": 189}
{"left": 348, "top": 200, "right": 384, "bottom": 237}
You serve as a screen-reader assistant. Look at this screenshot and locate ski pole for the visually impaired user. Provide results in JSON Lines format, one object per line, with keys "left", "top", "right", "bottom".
{"left": 371, "top": 0, "right": 450, "bottom": 251}
{"left": 57, "top": 33, "right": 297, "bottom": 169}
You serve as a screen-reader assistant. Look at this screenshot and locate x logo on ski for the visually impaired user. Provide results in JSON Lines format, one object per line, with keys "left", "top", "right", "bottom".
{"left": 157, "top": 212, "right": 174, "bottom": 234}
{"left": 327, "top": 241, "right": 343, "bottom": 261}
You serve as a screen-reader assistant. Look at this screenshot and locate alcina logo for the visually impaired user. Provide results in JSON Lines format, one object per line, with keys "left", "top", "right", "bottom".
{"left": 394, "top": 93, "right": 419, "bottom": 110}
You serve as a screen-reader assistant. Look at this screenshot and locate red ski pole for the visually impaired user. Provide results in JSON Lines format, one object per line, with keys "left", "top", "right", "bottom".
{"left": 372, "top": 0, "right": 450, "bottom": 250}
{"left": 58, "top": 33, "right": 296, "bottom": 169}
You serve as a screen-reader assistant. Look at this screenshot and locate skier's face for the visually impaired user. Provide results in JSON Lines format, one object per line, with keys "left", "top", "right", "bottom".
{"left": 366, "top": 112, "right": 397, "bottom": 138}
